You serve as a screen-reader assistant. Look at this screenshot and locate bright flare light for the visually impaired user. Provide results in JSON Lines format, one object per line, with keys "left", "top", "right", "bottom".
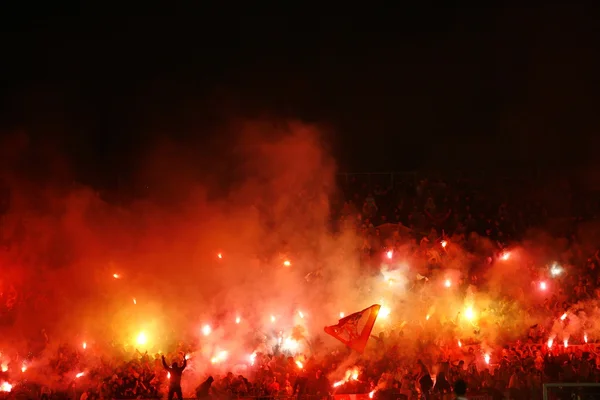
{"left": 339, "top": 312, "right": 345, "bottom": 318}
{"left": 500, "top": 251, "right": 510, "bottom": 261}
{"left": 82, "top": 342, "right": 87, "bottom": 350}
{"left": 0, "top": 382, "right": 12, "bottom": 392}
{"left": 1, "top": 364, "right": 7, "bottom": 373}
{"left": 76, "top": 372, "right": 84, "bottom": 378}
{"left": 282, "top": 337, "right": 299, "bottom": 352}
{"left": 270, "top": 315, "right": 276, "bottom": 323}
{"left": 249, "top": 353, "right": 256, "bottom": 366}
{"left": 298, "top": 311, "right": 304, "bottom": 319}
{"left": 441, "top": 240, "right": 447, "bottom": 248}
{"left": 217, "top": 253, "right": 223, "bottom": 259}
{"left": 133, "top": 298, "right": 137, "bottom": 305}
{"left": 379, "top": 306, "right": 391, "bottom": 318}
{"left": 564, "top": 338, "right": 569, "bottom": 348}
{"left": 136, "top": 332, "right": 148, "bottom": 346}
{"left": 283, "top": 260, "right": 291, "bottom": 267}
{"left": 585, "top": 333, "right": 589, "bottom": 343}
{"left": 548, "top": 338, "right": 554, "bottom": 348}
{"left": 21, "top": 364, "right": 26, "bottom": 373}
{"left": 210, "top": 350, "right": 228, "bottom": 364}
{"left": 560, "top": 313, "right": 567, "bottom": 321}
{"left": 202, "top": 324, "right": 211, "bottom": 336}
{"left": 444, "top": 279, "right": 451, "bottom": 288}
{"left": 464, "top": 306, "right": 475, "bottom": 321}
{"left": 295, "top": 361, "right": 303, "bottom": 369}
{"left": 458, "top": 340, "right": 462, "bottom": 347}
{"left": 167, "top": 372, "right": 171, "bottom": 379}
{"left": 550, "top": 263, "right": 563, "bottom": 277}
{"left": 113, "top": 273, "right": 120, "bottom": 279}
{"left": 539, "top": 281, "right": 547, "bottom": 290}
{"left": 386, "top": 250, "right": 393, "bottom": 259}
{"left": 484, "top": 354, "right": 490, "bottom": 364}
{"left": 235, "top": 316, "right": 241, "bottom": 324}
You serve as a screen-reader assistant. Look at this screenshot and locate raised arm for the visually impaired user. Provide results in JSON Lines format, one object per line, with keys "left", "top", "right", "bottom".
{"left": 161, "top": 355, "right": 170, "bottom": 371}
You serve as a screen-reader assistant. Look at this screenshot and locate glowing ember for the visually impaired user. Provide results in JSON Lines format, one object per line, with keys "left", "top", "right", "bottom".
{"left": 560, "top": 313, "right": 567, "bottom": 321}
{"left": 0, "top": 382, "right": 11, "bottom": 392}
{"left": 444, "top": 279, "right": 451, "bottom": 288}
{"left": 76, "top": 372, "right": 84, "bottom": 378}
{"left": 484, "top": 353, "right": 490, "bottom": 364}
{"left": 548, "top": 338, "right": 554, "bottom": 348}
{"left": 386, "top": 250, "right": 393, "bottom": 259}
{"left": 283, "top": 260, "right": 291, "bottom": 267}
{"left": 82, "top": 342, "right": 87, "bottom": 350}
{"left": 585, "top": 333, "right": 588, "bottom": 343}
{"left": 295, "top": 360, "right": 303, "bottom": 369}
{"left": 136, "top": 332, "right": 147, "bottom": 346}
{"left": 298, "top": 311, "right": 304, "bottom": 319}
{"left": 113, "top": 273, "right": 120, "bottom": 279}
{"left": 441, "top": 240, "right": 447, "bottom": 248}
{"left": 202, "top": 324, "right": 211, "bottom": 336}
{"left": 539, "top": 281, "right": 547, "bottom": 290}
{"left": 235, "top": 316, "right": 241, "bottom": 324}
{"left": 339, "top": 312, "right": 345, "bottom": 318}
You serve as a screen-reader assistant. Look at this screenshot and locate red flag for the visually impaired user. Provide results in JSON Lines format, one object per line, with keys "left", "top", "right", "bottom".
{"left": 324, "top": 304, "right": 381, "bottom": 353}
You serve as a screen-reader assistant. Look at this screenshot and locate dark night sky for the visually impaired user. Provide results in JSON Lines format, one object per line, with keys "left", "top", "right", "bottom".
{"left": 1, "top": 5, "right": 600, "bottom": 188}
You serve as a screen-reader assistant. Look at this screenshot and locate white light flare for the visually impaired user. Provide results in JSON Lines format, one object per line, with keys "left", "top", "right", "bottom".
{"left": 441, "top": 240, "right": 447, "bottom": 248}
{"left": 0, "top": 382, "right": 12, "bottom": 392}
{"left": 444, "top": 279, "right": 451, "bottom": 288}
{"left": 550, "top": 263, "right": 563, "bottom": 277}
{"left": 298, "top": 311, "right": 304, "bottom": 319}
{"left": 82, "top": 342, "right": 87, "bottom": 350}
{"left": 202, "top": 324, "right": 212, "bottom": 336}
{"left": 585, "top": 333, "right": 589, "bottom": 343}
{"left": 235, "top": 316, "right": 241, "bottom": 324}
{"left": 484, "top": 353, "right": 490, "bottom": 364}
{"left": 386, "top": 250, "right": 393, "bottom": 260}
{"left": 539, "top": 281, "right": 547, "bottom": 290}
{"left": 76, "top": 372, "right": 85, "bottom": 378}
{"left": 283, "top": 260, "right": 291, "bottom": 267}
{"left": 560, "top": 313, "right": 567, "bottom": 321}
{"left": 339, "top": 312, "right": 345, "bottom": 318}
{"left": 113, "top": 273, "right": 120, "bottom": 279}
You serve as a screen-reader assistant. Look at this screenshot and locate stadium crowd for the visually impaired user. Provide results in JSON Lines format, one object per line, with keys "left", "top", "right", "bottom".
{"left": 5, "top": 172, "right": 600, "bottom": 400}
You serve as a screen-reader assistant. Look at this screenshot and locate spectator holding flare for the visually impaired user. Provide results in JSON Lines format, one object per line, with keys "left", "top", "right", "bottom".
{"left": 162, "top": 352, "right": 187, "bottom": 400}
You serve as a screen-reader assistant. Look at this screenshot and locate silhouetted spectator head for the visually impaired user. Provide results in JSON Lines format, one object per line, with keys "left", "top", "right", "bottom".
{"left": 454, "top": 379, "right": 467, "bottom": 396}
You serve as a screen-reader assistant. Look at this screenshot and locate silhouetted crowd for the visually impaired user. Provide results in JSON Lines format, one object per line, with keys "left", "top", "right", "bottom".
{"left": 6, "top": 173, "right": 600, "bottom": 400}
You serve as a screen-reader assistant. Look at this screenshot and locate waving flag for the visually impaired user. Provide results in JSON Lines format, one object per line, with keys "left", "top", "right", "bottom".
{"left": 324, "top": 304, "right": 381, "bottom": 353}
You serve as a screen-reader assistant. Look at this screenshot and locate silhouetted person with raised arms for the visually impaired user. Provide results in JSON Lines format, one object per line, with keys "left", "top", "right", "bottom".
{"left": 162, "top": 352, "right": 187, "bottom": 400}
